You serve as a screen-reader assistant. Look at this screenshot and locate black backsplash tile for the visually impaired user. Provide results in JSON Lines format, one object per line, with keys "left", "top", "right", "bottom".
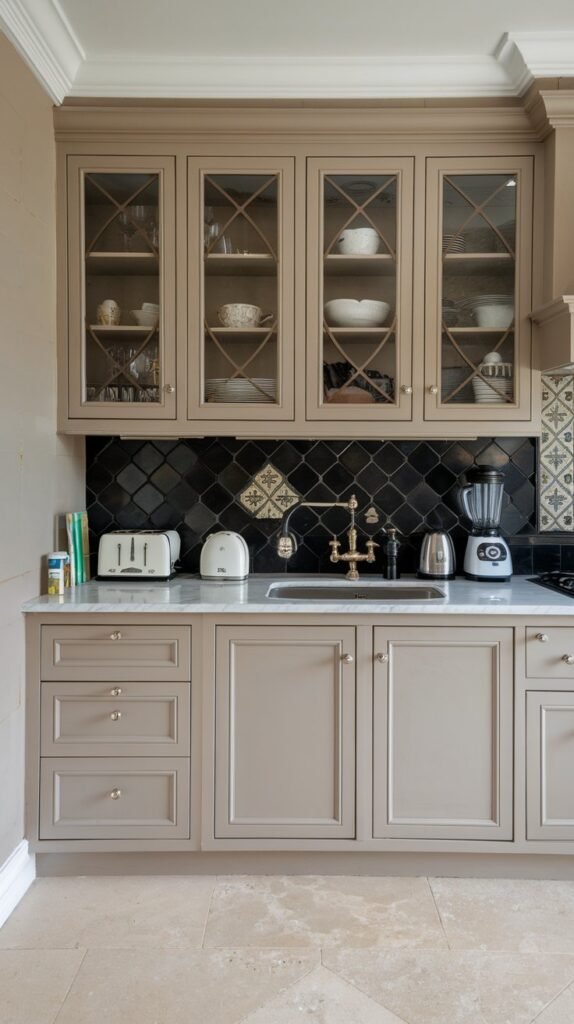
{"left": 86, "top": 436, "right": 544, "bottom": 576}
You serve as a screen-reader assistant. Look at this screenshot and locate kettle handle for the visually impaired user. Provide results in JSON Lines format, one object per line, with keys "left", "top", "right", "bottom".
{"left": 459, "top": 484, "right": 473, "bottom": 522}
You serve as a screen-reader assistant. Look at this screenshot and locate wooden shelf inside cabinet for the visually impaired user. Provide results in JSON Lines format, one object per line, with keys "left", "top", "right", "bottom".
{"left": 85, "top": 253, "right": 159, "bottom": 275}
{"left": 205, "top": 254, "right": 276, "bottom": 276}
{"left": 443, "top": 254, "right": 513, "bottom": 275}
{"left": 88, "top": 325, "right": 159, "bottom": 337}
{"left": 442, "top": 327, "right": 515, "bottom": 333}
{"left": 324, "top": 254, "right": 396, "bottom": 276}
{"left": 206, "top": 327, "right": 278, "bottom": 340}
{"left": 324, "top": 327, "right": 394, "bottom": 336}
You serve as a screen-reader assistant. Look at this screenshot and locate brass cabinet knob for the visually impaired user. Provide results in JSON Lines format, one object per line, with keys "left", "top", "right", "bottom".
{"left": 341, "top": 653, "right": 354, "bottom": 664}
{"left": 109, "top": 631, "right": 122, "bottom": 641}
{"left": 400, "top": 385, "right": 413, "bottom": 395}
{"left": 109, "top": 788, "right": 121, "bottom": 800}
{"left": 428, "top": 385, "right": 438, "bottom": 395}
{"left": 165, "top": 384, "right": 176, "bottom": 394}
{"left": 110, "top": 710, "right": 122, "bottom": 721}
{"left": 562, "top": 654, "right": 574, "bottom": 665}
{"left": 536, "top": 633, "right": 549, "bottom": 643}
{"left": 376, "top": 652, "right": 389, "bottom": 663}
{"left": 110, "top": 687, "right": 122, "bottom": 697}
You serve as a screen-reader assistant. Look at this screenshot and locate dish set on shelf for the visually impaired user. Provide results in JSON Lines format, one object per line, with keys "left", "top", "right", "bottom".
{"left": 96, "top": 299, "right": 159, "bottom": 328}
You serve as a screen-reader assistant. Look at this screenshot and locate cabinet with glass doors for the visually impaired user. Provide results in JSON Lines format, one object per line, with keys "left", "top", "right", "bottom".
{"left": 66, "top": 156, "right": 176, "bottom": 421}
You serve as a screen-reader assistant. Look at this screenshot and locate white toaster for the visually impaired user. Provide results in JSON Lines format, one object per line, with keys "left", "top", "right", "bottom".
{"left": 200, "top": 531, "right": 249, "bottom": 581}
{"left": 97, "top": 530, "right": 181, "bottom": 581}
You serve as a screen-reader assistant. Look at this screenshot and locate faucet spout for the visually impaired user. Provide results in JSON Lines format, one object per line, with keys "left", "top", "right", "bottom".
{"left": 276, "top": 495, "right": 358, "bottom": 560}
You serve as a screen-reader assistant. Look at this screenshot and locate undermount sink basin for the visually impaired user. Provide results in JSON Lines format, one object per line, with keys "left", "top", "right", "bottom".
{"left": 266, "top": 583, "right": 446, "bottom": 601}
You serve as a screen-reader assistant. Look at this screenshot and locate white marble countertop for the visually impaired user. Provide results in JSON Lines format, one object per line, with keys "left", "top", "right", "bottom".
{"left": 21, "top": 574, "right": 574, "bottom": 615}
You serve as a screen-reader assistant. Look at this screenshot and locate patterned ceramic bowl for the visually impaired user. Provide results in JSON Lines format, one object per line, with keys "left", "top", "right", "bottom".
{"left": 217, "top": 303, "right": 272, "bottom": 328}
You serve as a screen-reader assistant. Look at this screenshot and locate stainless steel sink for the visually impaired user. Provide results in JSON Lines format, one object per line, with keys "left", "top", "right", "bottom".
{"left": 266, "top": 583, "right": 446, "bottom": 601}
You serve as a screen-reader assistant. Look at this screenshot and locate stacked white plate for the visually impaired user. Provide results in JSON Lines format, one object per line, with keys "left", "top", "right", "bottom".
{"left": 442, "top": 233, "right": 466, "bottom": 253}
{"left": 472, "top": 378, "right": 513, "bottom": 403}
{"left": 205, "top": 378, "right": 276, "bottom": 403}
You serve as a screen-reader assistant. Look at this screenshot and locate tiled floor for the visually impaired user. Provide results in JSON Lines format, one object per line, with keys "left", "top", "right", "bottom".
{"left": 2, "top": 876, "right": 574, "bottom": 1022}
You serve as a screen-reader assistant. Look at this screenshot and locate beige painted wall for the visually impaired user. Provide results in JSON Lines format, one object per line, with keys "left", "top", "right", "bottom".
{"left": 0, "top": 31, "right": 84, "bottom": 866}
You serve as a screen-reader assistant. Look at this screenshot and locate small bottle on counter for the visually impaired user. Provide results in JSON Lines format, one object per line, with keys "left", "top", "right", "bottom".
{"left": 384, "top": 527, "right": 400, "bottom": 580}
{"left": 47, "top": 552, "right": 70, "bottom": 596}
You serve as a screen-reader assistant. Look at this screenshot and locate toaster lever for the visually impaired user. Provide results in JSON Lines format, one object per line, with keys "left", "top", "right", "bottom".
{"left": 144, "top": 542, "right": 147, "bottom": 567}
{"left": 130, "top": 536, "right": 135, "bottom": 562}
{"left": 117, "top": 543, "right": 121, "bottom": 567}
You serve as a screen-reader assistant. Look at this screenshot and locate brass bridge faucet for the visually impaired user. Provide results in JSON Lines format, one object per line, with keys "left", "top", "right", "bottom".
{"left": 276, "top": 493, "right": 377, "bottom": 580}
{"left": 328, "top": 495, "right": 378, "bottom": 580}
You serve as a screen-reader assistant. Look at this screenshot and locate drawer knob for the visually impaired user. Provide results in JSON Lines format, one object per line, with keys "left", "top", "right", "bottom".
{"left": 376, "top": 652, "right": 389, "bottom": 663}
{"left": 562, "top": 654, "right": 574, "bottom": 665}
{"left": 428, "top": 385, "right": 438, "bottom": 395}
{"left": 109, "top": 788, "right": 121, "bottom": 800}
{"left": 536, "top": 633, "right": 549, "bottom": 643}
{"left": 110, "top": 710, "right": 122, "bottom": 721}
{"left": 341, "top": 653, "right": 354, "bottom": 664}
{"left": 165, "top": 384, "right": 176, "bottom": 394}
{"left": 110, "top": 687, "right": 122, "bottom": 697}
{"left": 109, "top": 631, "right": 122, "bottom": 641}
{"left": 401, "top": 385, "right": 413, "bottom": 395}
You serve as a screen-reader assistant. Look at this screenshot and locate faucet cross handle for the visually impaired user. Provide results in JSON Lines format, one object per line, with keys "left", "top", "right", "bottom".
{"left": 365, "top": 539, "right": 379, "bottom": 563}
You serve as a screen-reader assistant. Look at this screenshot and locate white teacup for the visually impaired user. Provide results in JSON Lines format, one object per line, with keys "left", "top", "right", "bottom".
{"left": 97, "top": 299, "right": 121, "bottom": 325}
{"left": 217, "top": 303, "right": 273, "bottom": 328}
{"left": 336, "top": 227, "right": 380, "bottom": 256}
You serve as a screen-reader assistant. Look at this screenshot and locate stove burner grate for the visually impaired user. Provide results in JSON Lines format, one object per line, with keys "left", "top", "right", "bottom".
{"left": 529, "top": 571, "right": 574, "bottom": 596}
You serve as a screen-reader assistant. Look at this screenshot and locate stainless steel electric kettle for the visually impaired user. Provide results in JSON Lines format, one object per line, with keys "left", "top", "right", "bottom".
{"left": 418, "top": 531, "right": 456, "bottom": 580}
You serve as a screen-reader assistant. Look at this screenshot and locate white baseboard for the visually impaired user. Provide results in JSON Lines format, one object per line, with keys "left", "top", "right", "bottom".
{"left": 0, "top": 840, "right": 36, "bottom": 928}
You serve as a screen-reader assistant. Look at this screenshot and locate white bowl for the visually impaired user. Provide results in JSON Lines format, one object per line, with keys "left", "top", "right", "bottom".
{"left": 324, "top": 298, "right": 390, "bottom": 327}
{"left": 336, "top": 228, "right": 380, "bottom": 256}
{"left": 141, "top": 302, "right": 160, "bottom": 314}
{"left": 475, "top": 305, "right": 514, "bottom": 329}
{"left": 131, "top": 309, "right": 159, "bottom": 327}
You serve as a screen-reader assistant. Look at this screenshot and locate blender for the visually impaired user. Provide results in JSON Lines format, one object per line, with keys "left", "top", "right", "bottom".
{"left": 458, "top": 465, "right": 512, "bottom": 581}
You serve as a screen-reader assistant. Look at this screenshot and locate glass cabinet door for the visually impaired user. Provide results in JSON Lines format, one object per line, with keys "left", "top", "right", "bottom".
{"left": 67, "top": 156, "right": 176, "bottom": 420}
{"left": 307, "top": 159, "right": 413, "bottom": 422}
{"left": 188, "top": 158, "right": 294, "bottom": 421}
{"left": 425, "top": 157, "right": 533, "bottom": 423}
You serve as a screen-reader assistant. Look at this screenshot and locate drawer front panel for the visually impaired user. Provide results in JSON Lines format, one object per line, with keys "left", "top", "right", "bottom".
{"left": 41, "top": 625, "right": 191, "bottom": 681}
{"left": 526, "top": 691, "right": 574, "bottom": 839}
{"left": 40, "top": 682, "right": 190, "bottom": 757}
{"left": 526, "top": 627, "right": 574, "bottom": 679}
{"left": 39, "top": 757, "right": 190, "bottom": 839}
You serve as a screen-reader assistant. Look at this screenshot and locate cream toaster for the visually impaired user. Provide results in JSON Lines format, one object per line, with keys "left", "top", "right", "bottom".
{"left": 97, "top": 530, "right": 181, "bottom": 581}
{"left": 200, "top": 531, "right": 249, "bottom": 581}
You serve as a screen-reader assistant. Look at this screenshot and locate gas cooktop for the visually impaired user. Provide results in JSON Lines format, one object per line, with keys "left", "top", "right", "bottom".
{"left": 529, "top": 571, "right": 574, "bottom": 597}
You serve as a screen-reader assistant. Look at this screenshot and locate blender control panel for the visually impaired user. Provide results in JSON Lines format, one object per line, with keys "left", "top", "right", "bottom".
{"left": 476, "top": 542, "right": 508, "bottom": 562}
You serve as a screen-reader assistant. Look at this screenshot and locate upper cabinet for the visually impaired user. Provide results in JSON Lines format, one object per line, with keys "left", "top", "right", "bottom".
{"left": 425, "top": 157, "right": 534, "bottom": 425}
{"left": 187, "top": 158, "right": 295, "bottom": 422}
{"left": 66, "top": 156, "right": 177, "bottom": 421}
{"left": 56, "top": 104, "right": 548, "bottom": 438}
{"left": 306, "top": 159, "right": 414, "bottom": 423}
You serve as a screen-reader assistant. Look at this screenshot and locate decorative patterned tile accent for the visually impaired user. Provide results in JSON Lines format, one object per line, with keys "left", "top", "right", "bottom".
{"left": 239, "top": 463, "right": 299, "bottom": 519}
{"left": 86, "top": 436, "right": 536, "bottom": 576}
{"left": 539, "top": 375, "right": 574, "bottom": 531}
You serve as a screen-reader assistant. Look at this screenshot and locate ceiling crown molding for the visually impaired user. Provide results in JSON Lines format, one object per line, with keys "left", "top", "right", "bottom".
{"left": 0, "top": 0, "right": 84, "bottom": 103}
{"left": 506, "top": 30, "right": 574, "bottom": 78}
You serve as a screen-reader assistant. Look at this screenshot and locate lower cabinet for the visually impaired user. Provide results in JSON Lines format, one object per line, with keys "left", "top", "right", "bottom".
{"left": 526, "top": 691, "right": 574, "bottom": 840}
{"left": 214, "top": 625, "right": 356, "bottom": 838}
{"left": 373, "top": 627, "right": 514, "bottom": 840}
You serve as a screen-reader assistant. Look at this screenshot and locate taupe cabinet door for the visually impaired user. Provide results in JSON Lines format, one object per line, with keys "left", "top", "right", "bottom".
{"left": 373, "top": 627, "right": 513, "bottom": 839}
{"left": 526, "top": 691, "right": 574, "bottom": 840}
{"left": 215, "top": 625, "right": 356, "bottom": 838}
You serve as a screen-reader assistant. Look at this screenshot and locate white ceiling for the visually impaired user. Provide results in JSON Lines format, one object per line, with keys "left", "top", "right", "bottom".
{"left": 1, "top": 0, "right": 574, "bottom": 103}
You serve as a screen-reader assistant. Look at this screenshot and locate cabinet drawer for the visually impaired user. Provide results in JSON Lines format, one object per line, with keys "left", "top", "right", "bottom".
{"left": 526, "top": 691, "right": 574, "bottom": 839}
{"left": 41, "top": 625, "right": 191, "bottom": 681}
{"left": 526, "top": 627, "right": 574, "bottom": 679}
{"left": 39, "top": 757, "right": 190, "bottom": 839}
{"left": 40, "top": 682, "right": 190, "bottom": 757}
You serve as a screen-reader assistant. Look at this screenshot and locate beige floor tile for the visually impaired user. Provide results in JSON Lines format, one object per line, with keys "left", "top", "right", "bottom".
{"left": 241, "top": 965, "right": 406, "bottom": 1023}
{"left": 55, "top": 947, "right": 319, "bottom": 1024}
{"left": 324, "top": 947, "right": 574, "bottom": 1024}
{"left": 0, "top": 949, "right": 85, "bottom": 1024}
{"left": 533, "top": 981, "right": 574, "bottom": 1023}
{"left": 430, "top": 878, "right": 574, "bottom": 953}
{"left": 203, "top": 875, "right": 447, "bottom": 949}
{"left": 0, "top": 876, "right": 215, "bottom": 950}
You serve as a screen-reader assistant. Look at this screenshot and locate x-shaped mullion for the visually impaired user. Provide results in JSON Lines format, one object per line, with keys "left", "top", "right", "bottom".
{"left": 205, "top": 175, "right": 278, "bottom": 260}
{"left": 324, "top": 176, "right": 396, "bottom": 258}
{"left": 85, "top": 174, "right": 158, "bottom": 255}
{"left": 443, "top": 176, "right": 516, "bottom": 260}
{"left": 86, "top": 324, "right": 158, "bottom": 397}
{"left": 323, "top": 318, "right": 396, "bottom": 403}
{"left": 204, "top": 321, "right": 277, "bottom": 401}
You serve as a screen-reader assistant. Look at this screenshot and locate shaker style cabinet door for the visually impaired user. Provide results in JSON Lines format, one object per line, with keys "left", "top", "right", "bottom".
{"left": 424, "top": 156, "right": 534, "bottom": 424}
{"left": 373, "top": 627, "right": 513, "bottom": 840}
{"left": 526, "top": 691, "right": 574, "bottom": 840}
{"left": 306, "top": 158, "right": 414, "bottom": 423}
{"left": 67, "top": 155, "right": 177, "bottom": 420}
{"left": 214, "top": 625, "right": 356, "bottom": 838}
{"left": 187, "top": 157, "right": 295, "bottom": 421}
